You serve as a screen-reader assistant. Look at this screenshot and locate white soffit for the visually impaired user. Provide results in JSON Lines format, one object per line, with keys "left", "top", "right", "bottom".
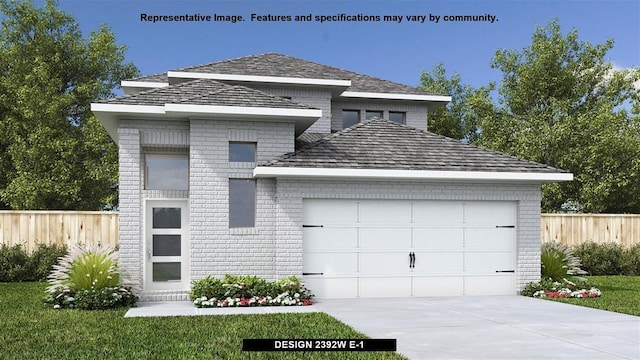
{"left": 253, "top": 167, "right": 574, "bottom": 182}
{"left": 121, "top": 80, "right": 169, "bottom": 89}
{"left": 340, "top": 91, "right": 452, "bottom": 102}
{"left": 167, "top": 71, "right": 352, "bottom": 88}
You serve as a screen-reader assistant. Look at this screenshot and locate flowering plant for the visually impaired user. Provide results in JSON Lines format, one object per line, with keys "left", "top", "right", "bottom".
{"left": 44, "top": 244, "right": 138, "bottom": 310}
{"left": 190, "top": 274, "right": 314, "bottom": 308}
{"left": 533, "top": 287, "right": 601, "bottom": 299}
{"left": 523, "top": 277, "right": 601, "bottom": 299}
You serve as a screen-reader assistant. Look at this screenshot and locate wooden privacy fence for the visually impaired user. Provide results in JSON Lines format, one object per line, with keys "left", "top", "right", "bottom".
{"left": 2, "top": 211, "right": 640, "bottom": 253}
{"left": 541, "top": 214, "right": 640, "bottom": 248}
{"left": 0, "top": 211, "right": 118, "bottom": 253}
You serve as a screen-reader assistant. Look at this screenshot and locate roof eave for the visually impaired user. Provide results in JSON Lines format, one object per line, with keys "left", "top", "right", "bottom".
{"left": 253, "top": 167, "right": 573, "bottom": 183}
{"left": 167, "top": 71, "right": 352, "bottom": 90}
{"left": 340, "top": 91, "right": 452, "bottom": 102}
{"left": 90, "top": 103, "right": 322, "bottom": 143}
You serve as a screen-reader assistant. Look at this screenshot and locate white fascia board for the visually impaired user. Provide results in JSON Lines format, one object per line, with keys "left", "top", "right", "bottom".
{"left": 121, "top": 80, "right": 169, "bottom": 89}
{"left": 164, "top": 104, "right": 322, "bottom": 118}
{"left": 167, "top": 71, "right": 352, "bottom": 87}
{"left": 253, "top": 167, "right": 574, "bottom": 182}
{"left": 90, "top": 103, "right": 166, "bottom": 115}
{"left": 341, "top": 91, "right": 452, "bottom": 102}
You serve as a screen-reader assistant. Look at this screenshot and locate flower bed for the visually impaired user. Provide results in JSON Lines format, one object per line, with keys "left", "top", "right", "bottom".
{"left": 522, "top": 277, "right": 601, "bottom": 299}
{"left": 532, "top": 287, "right": 602, "bottom": 299}
{"left": 190, "top": 274, "right": 313, "bottom": 308}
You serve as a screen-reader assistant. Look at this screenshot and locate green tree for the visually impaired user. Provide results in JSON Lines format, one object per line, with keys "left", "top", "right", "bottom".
{"left": 0, "top": 0, "right": 137, "bottom": 209}
{"left": 420, "top": 63, "right": 495, "bottom": 143}
{"left": 479, "top": 19, "right": 640, "bottom": 213}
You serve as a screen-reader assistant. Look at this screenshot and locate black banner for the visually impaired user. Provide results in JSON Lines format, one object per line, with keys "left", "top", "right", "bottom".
{"left": 243, "top": 339, "right": 397, "bottom": 352}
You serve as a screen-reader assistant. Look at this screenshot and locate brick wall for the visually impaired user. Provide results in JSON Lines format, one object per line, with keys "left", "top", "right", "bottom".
{"left": 189, "top": 119, "right": 294, "bottom": 283}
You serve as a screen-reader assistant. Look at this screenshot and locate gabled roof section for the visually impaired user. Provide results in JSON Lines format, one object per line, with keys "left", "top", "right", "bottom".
{"left": 255, "top": 119, "right": 572, "bottom": 182}
{"left": 128, "top": 53, "right": 448, "bottom": 100}
{"left": 98, "top": 79, "right": 314, "bottom": 109}
{"left": 92, "top": 79, "right": 322, "bottom": 141}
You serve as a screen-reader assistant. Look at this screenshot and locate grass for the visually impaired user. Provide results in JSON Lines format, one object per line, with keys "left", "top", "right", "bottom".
{"left": 548, "top": 276, "right": 640, "bottom": 316}
{"left": 0, "top": 282, "right": 407, "bottom": 360}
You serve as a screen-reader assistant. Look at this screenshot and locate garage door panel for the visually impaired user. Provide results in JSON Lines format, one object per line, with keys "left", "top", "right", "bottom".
{"left": 359, "top": 252, "right": 411, "bottom": 274}
{"left": 413, "top": 228, "right": 464, "bottom": 250}
{"left": 465, "top": 228, "right": 515, "bottom": 250}
{"left": 359, "top": 201, "right": 411, "bottom": 223}
{"left": 359, "top": 277, "right": 412, "bottom": 297}
{"left": 303, "top": 199, "right": 357, "bottom": 224}
{"left": 303, "top": 228, "right": 358, "bottom": 250}
{"left": 303, "top": 277, "right": 357, "bottom": 298}
{"left": 465, "top": 275, "right": 515, "bottom": 295}
{"left": 359, "top": 228, "right": 411, "bottom": 249}
{"left": 414, "top": 252, "right": 463, "bottom": 274}
{"left": 465, "top": 252, "right": 514, "bottom": 273}
{"left": 413, "top": 277, "right": 464, "bottom": 296}
{"left": 464, "top": 202, "right": 515, "bottom": 225}
{"left": 303, "top": 253, "right": 357, "bottom": 275}
{"left": 413, "top": 201, "right": 464, "bottom": 223}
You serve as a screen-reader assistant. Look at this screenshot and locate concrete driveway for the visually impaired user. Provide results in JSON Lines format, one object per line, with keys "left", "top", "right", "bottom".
{"left": 311, "top": 296, "right": 640, "bottom": 360}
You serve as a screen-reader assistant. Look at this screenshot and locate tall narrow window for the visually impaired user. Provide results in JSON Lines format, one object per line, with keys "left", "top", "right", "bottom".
{"left": 145, "top": 154, "right": 188, "bottom": 190}
{"left": 342, "top": 110, "right": 359, "bottom": 129}
{"left": 389, "top": 112, "right": 406, "bottom": 124}
{"left": 229, "top": 142, "right": 256, "bottom": 162}
{"left": 229, "top": 179, "right": 256, "bottom": 228}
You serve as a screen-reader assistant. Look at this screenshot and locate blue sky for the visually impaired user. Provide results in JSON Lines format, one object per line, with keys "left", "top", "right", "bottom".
{"left": 44, "top": 0, "right": 640, "bottom": 89}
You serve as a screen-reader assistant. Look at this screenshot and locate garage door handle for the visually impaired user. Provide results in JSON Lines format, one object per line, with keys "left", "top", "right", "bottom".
{"left": 496, "top": 225, "right": 515, "bottom": 228}
{"left": 495, "top": 270, "right": 515, "bottom": 273}
{"left": 302, "top": 225, "right": 324, "bottom": 228}
{"left": 302, "top": 272, "right": 324, "bottom": 275}
{"left": 409, "top": 252, "right": 415, "bottom": 269}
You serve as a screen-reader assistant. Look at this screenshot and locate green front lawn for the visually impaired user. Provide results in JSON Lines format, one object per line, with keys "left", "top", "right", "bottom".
{"left": 0, "top": 282, "right": 406, "bottom": 360}
{"left": 548, "top": 276, "right": 640, "bottom": 316}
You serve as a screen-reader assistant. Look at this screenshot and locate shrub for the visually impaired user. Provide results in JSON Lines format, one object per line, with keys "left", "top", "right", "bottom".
{"left": 0, "top": 244, "right": 29, "bottom": 282}
{"left": 573, "top": 242, "right": 624, "bottom": 275}
{"left": 190, "top": 274, "right": 314, "bottom": 308}
{"left": 541, "top": 242, "right": 586, "bottom": 281}
{"left": 44, "top": 244, "right": 137, "bottom": 310}
{"left": 47, "top": 244, "right": 120, "bottom": 292}
{"left": 521, "top": 277, "right": 599, "bottom": 298}
{"left": 27, "top": 244, "right": 67, "bottom": 281}
{"left": 622, "top": 244, "right": 640, "bottom": 275}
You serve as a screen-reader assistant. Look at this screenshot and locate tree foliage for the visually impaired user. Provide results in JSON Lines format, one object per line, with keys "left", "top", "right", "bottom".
{"left": 424, "top": 19, "right": 640, "bottom": 213}
{"left": 480, "top": 19, "right": 640, "bottom": 213}
{"left": 420, "top": 63, "right": 495, "bottom": 143}
{"left": 0, "top": 0, "right": 138, "bottom": 210}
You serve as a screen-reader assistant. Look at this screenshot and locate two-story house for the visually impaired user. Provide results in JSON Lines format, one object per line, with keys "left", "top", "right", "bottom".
{"left": 92, "top": 53, "right": 572, "bottom": 301}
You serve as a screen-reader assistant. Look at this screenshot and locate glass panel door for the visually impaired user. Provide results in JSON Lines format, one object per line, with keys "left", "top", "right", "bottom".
{"left": 146, "top": 200, "right": 189, "bottom": 290}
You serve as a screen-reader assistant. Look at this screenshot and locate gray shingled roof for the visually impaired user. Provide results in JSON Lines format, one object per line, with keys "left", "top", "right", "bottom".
{"left": 98, "top": 79, "right": 315, "bottom": 109}
{"left": 128, "top": 53, "right": 440, "bottom": 96}
{"left": 264, "top": 119, "right": 566, "bottom": 173}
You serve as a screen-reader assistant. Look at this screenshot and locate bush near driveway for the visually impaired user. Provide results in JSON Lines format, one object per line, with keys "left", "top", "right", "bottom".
{"left": 1, "top": 282, "right": 407, "bottom": 360}
{"left": 573, "top": 242, "right": 640, "bottom": 275}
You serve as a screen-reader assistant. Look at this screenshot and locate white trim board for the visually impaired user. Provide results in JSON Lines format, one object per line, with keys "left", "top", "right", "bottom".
{"left": 253, "top": 167, "right": 573, "bottom": 182}
{"left": 167, "top": 71, "right": 352, "bottom": 88}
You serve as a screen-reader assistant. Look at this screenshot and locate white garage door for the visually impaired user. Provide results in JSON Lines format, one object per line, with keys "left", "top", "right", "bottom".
{"left": 302, "top": 199, "right": 516, "bottom": 298}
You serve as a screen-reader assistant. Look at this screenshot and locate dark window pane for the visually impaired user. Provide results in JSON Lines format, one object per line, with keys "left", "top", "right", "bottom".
{"left": 145, "top": 154, "right": 188, "bottom": 190}
{"left": 153, "top": 208, "right": 181, "bottom": 229}
{"left": 229, "top": 179, "right": 256, "bottom": 228}
{"left": 389, "top": 112, "right": 406, "bottom": 124}
{"left": 153, "top": 235, "right": 181, "bottom": 256}
{"left": 342, "top": 110, "right": 359, "bottom": 129}
{"left": 229, "top": 142, "right": 256, "bottom": 162}
{"left": 153, "top": 262, "right": 181, "bottom": 282}
{"left": 365, "top": 111, "right": 383, "bottom": 120}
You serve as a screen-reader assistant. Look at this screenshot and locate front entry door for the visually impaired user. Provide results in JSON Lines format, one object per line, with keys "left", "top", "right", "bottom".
{"left": 145, "top": 200, "right": 189, "bottom": 291}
